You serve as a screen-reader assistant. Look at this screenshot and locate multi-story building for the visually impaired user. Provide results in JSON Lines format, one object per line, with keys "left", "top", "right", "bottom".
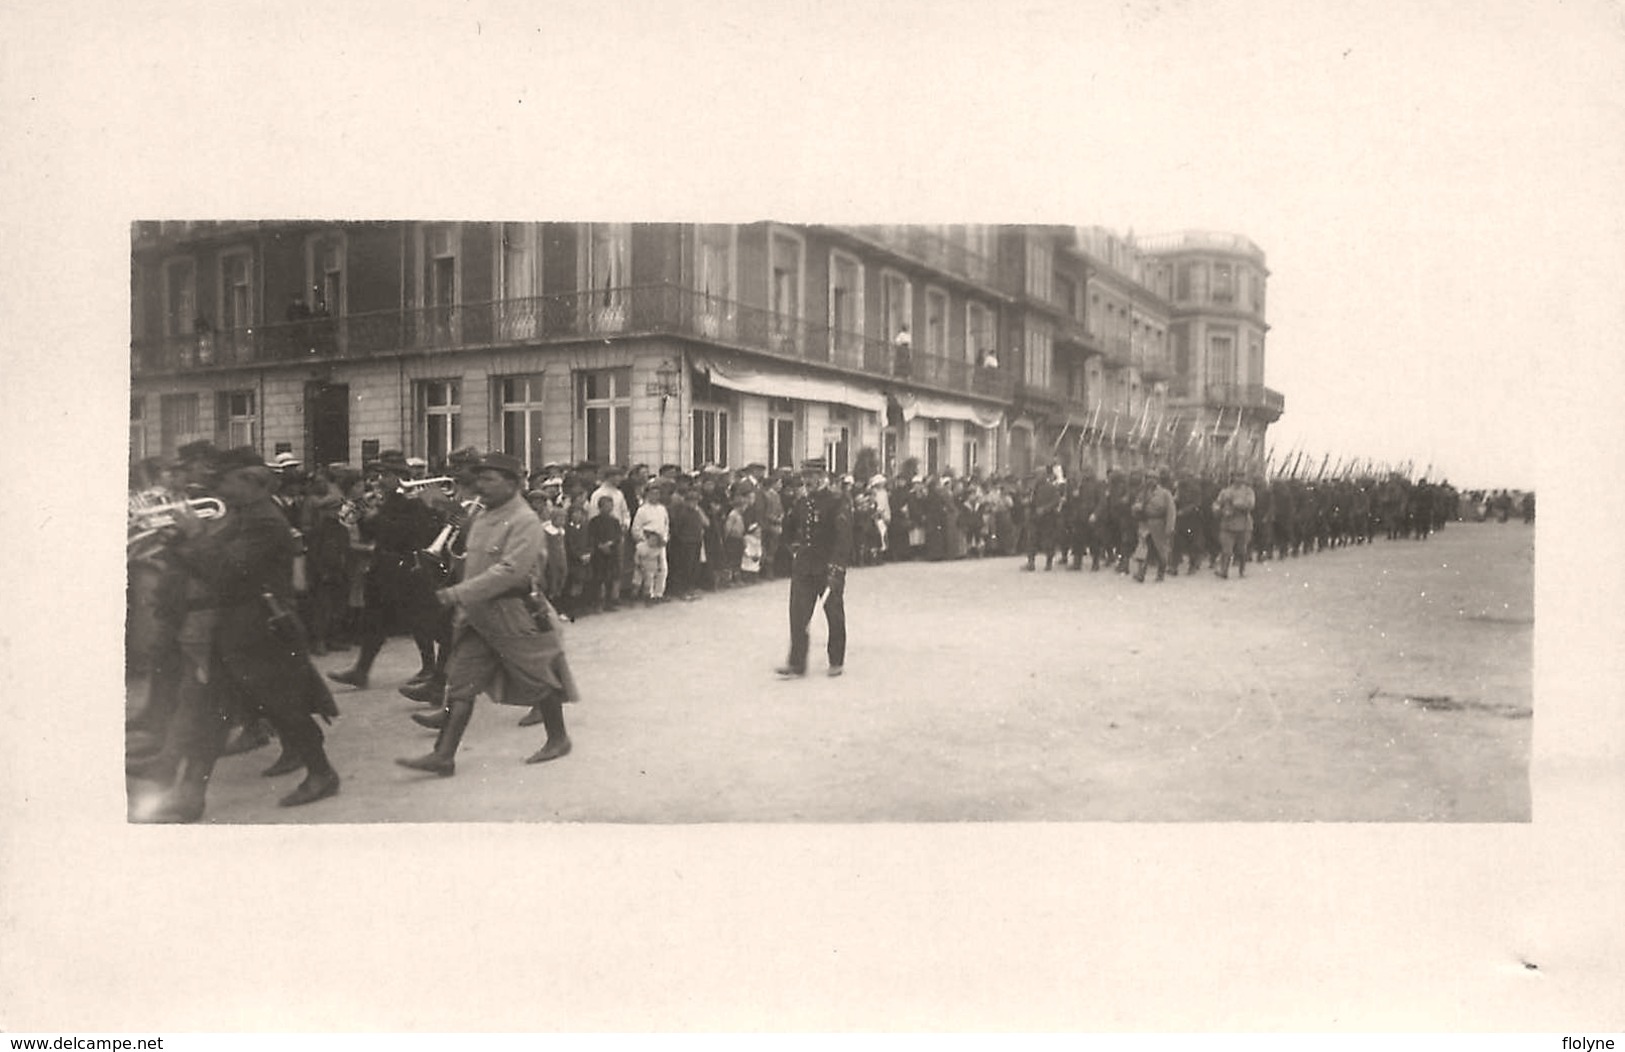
{"left": 1136, "top": 230, "right": 1283, "bottom": 467}
{"left": 129, "top": 222, "right": 1282, "bottom": 480}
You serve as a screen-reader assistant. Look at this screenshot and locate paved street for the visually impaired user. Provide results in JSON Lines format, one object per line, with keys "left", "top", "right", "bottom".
{"left": 128, "top": 520, "right": 1533, "bottom": 823}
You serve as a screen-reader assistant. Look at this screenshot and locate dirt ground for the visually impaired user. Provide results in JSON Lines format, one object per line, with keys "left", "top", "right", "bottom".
{"left": 126, "top": 519, "right": 1533, "bottom": 823}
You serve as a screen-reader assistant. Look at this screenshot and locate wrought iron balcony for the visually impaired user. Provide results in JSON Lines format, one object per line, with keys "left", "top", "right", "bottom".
{"left": 836, "top": 226, "right": 1001, "bottom": 287}
{"left": 131, "top": 283, "right": 1016, "bottom": 402}
{"left": 1206, "top": 383, "right": 1285, "bottom": 418}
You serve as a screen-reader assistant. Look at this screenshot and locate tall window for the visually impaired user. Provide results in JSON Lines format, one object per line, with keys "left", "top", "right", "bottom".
{"left": 164, "top": 259, "right": 197, "bottom": 336}
{"left": 422, "top": 224, "right": 459, "bottom": 345}
{"left": 880, "top": 271, "right": 912, "bottom": 343}
{"left": 966, "top": 225, "right": 995, "bottom": 280}
{"left": 695, "top": 224, "right": 736, "bottom": 337}
{"left": 1176, "top": 263, "right": 1192, "bottom": 302}
{"left": 499, "top": 374, "right": 547, "bottom": 473}
{"left": 767, "top": 398, "right": 797, "bottom": 470}
{"left": 498, "top": 223, "right": 538, "bottom": 339}
{"left": 217, "top": 390, "right": 257, "bottom": 448}
{"left": 316, "top": 238, "right": 343, "bottom": 314}
{"left": 1212, "top": 262, "right": 1234, "bottom": 304}
{"left": 578, "top": 368, "right": 630, "bottom": 466}
{"left": 769, "top": 228, "right": 803, "bottom": 349}
{"left": 1207, "top": 334, "right": 1236, "bottom": 390}
{"left": 966, "top": 301, "right": 994, "bottom": 364}
{"left": 159, "top": 392, "right": 199, "bottom": 457}
{"left": 220, "top": 251, "right": 252, "bottom": 333}
{"left": 417, "top": 379, "right": 462, "bottom": 468}
{"left": 1024, "top": 321, "right": 1053, "bottom": 388}
{"left": 1025, "top": 238, "right": 1052, "bottom": 300}
{"left": 1248, "top": 336, "right": 1264, "bottom": 386}
{"left": 924, "top": 287, "right": 949, "bottom": 358}
{"left": 829, "top": 250, "right": 864, "bottom": 359}
{"left": 692, "top": 406, "right": 729, "bottom": 469}
{"left": 962, "top": 425, "right": 980, "bottom": 477}
{"left": 1171, "top": 323, "right": 1192, "bottom": 396}
{"left": 130, "top": 396, "right": 147, "bottom": 461}
{"left": 924, "top": 418, "right": 941, "bottom": 476}
{"left": 586, "top": 223, "right": 630, "bottom": 330}
{"left": 1250, "top": 268, "right": 1265, "bottom": 313}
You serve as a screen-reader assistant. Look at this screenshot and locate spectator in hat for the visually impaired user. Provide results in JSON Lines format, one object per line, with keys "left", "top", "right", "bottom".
{"left": 759, "top": 473, "right": 785, "bottom": 580}
{"left": 776, "top": 458, "right": 852, "bottom": 679}
{"left": 666, "top": 483, "right": 707, "bottom": 599}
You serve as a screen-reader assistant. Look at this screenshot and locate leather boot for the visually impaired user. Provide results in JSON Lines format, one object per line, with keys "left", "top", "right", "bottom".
{"left": 398, "top": 676, "right": 444, "bottom": 704}
{"left": 279, "top": 747, "right": 340, "bottom": 807}
{"left": 261, "top": 750, "right": 304, "bottom": 777}
{"left": 525, "top": 697, "right": 571, "bottom": 764}
{"left": 412, "top": 705, "right": 449, "bottom": 730}
{"left": 397, "top": 698, "right": 473, "bottom": 777}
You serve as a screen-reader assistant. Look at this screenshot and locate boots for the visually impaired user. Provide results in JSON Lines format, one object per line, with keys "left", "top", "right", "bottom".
{"left": 397, "top": 698, "right": 473, "bottom": 777}
{"left": 524, "top": 696, "right": 571, "bottom": 765}
{"left": 398, "top": 676, "right": 444, "bottom": 704}
{"left": 327, "top": 639, "right": 380, "bottom": 689}
{"left": 279, "top": 747, "right": 341, "bottom": 807}
{"left": 412, "top": 706, "right": 448, "bottom": 730}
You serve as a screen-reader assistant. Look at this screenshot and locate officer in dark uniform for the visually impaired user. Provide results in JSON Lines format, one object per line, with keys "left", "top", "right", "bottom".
{"left": 1023, "top": 467, "right": 1063, "bottom": 571}
{"left": 139, "top": 447, "right": 341, "bottom": 821}
{"left": 327, "top": 450, "right": 442, "bottom": 690}
{"left": 776, "top": 458, "right": 852, "bottom": 679}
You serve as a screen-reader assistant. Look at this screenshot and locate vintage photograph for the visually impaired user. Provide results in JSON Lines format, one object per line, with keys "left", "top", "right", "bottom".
{"left": 8, "top": 0, "right": 1619, "bottom": 1037}
{"left": 123, "top": 220, "right": 1532, "bottom": 824}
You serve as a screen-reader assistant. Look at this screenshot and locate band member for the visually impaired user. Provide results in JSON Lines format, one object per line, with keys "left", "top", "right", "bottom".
{"left": 397, "top": 452, "right": 578, "bottom": 777}
{"left": 327, "top": 450, "right": 442, "bottom": 690}
{"left": 138, "top": 447, "right": 341, "bottom": 821}
{"left": 399, "top": 448, "right": 483, "bottom": 705}
{"left": 776, "top": 458, "right": 852, "bottom": 679}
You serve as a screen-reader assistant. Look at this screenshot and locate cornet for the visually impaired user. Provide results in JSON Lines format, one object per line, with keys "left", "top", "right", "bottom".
{"left": 417, "top": 499, "right": 481, "bottom": 581}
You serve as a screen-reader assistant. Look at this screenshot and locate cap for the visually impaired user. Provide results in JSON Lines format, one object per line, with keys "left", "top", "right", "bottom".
{"left": 371, "top": 449, "right": 411, "bottom": 475}
{"left": 869, "top": 474, "right": 888, "bottom": 487}
{"left": 270, "top": 452, "right": 301, "bottom": 470}
{"left": 174, "top": 440, "right": 219, "bottom": 466}
{"left": 542, "top": 476, "right": 564, "bottom": 488}
{"left": 215, "top": 447, "right": 267, "bottom": 474}
{"left": 406, "top": 456, "right": 428, "bottom": 469}
{"left": 474, "top": 452, "right": 526, "bottom": 480}
{"left": 743, "top": 463, "right": 767, "bottom": 473}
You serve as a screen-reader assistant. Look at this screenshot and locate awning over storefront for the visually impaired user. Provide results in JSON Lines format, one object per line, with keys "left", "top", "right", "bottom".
{"left": 894, "top": 392, "right": 1005, "bottom": 430}
{"left": 693, "top": 357, "right": 887, "bottom": 415}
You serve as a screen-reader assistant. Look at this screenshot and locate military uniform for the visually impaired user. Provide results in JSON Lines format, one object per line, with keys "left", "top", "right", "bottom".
{"left": 779, "top": 461, "right": 853, "bottom": 677}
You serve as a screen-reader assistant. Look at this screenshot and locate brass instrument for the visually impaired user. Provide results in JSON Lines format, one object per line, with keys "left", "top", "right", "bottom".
{"left": 416, "top": 499, "right": 481, "bottom": 581}
{"left": 399, "top": 476, "right": 456, "bottom": 494}
{"left": 127, "top": 497, "right": 226, "bottom": 557}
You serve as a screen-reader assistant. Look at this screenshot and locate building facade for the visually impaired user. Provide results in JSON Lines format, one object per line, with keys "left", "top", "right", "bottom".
{"left": 129, "top": 222, "right": 1283, "bottom": 479}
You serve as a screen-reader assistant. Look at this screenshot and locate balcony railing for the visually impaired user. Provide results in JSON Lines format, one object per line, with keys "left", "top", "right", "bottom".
{"left": 131, "top": 283, "right": 1016, "bottom": 402}
{"left": 838, "top": 226, "right": 1000, "bottom": 287}
{"left": 1206, "top": 383, "right": 1285, "bottom": 416}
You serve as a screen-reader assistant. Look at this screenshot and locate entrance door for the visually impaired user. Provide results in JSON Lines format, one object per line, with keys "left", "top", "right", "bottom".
{"left": 306, "top": 382, "right": 350, "bottom": 468}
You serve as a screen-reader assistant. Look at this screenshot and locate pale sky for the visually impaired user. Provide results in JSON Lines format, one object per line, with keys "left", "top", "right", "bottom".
{"left": 11, "top": 0, "right": 1624, "bottom": 497}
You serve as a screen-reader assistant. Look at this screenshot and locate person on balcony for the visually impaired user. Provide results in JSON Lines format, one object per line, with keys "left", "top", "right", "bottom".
{"left": 892, "top": 326, "right": 912, "bottom": 378}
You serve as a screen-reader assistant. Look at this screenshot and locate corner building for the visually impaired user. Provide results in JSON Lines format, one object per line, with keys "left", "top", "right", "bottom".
{"left": 129, "top": 222, "right": 1283, "bottom": 478}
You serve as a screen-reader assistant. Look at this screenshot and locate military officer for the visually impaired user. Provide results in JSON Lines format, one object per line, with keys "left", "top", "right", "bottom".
{"left": 776, "top": 458, "right": 852, "bottom": 679}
